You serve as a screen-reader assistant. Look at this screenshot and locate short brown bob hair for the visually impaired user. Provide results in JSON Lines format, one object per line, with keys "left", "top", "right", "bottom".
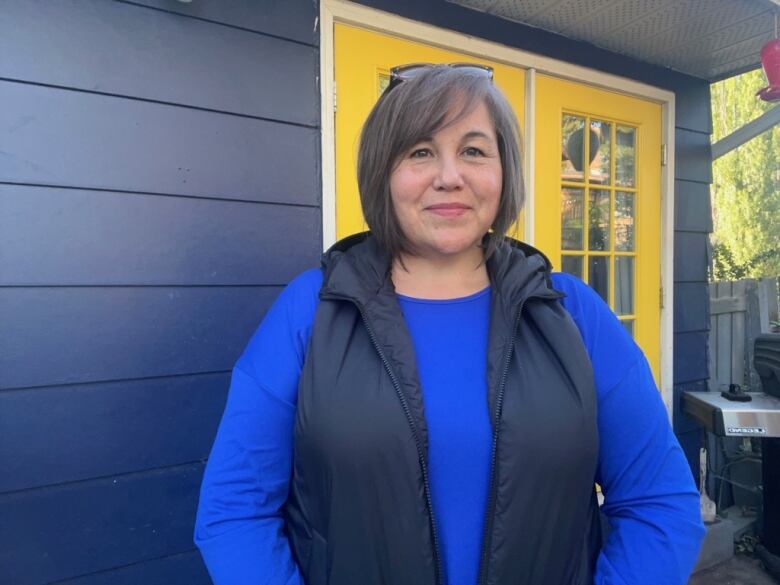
{"left": 357, "top": 65, "right": 524, "bottom": 261}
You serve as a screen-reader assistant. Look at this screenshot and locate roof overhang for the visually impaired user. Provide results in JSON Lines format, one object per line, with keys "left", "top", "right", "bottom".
{"left": 449, "top": 0, "right": 779, "bottom": 82}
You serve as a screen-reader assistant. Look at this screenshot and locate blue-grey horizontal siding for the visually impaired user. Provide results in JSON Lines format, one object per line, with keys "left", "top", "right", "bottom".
{"left": 0, "top": 373, "right": 228, "bottom": 492}
{"left": 0, "top": 286, "right": 281, "bottom": 390}
{"left": 54, "top": 551, "right": 209, "bottom": 585}
{"left": 125, "top": 0, "right": 319, "bottom": 46}
{"left": 0, "top": 463, "right": 203, "bottom": 585}
{"left": 1, "top": 1, "right": 320, "bottom": 583}
{"left": 674, "top": 282, "right": 709, "bottom": 333}
{"left": 675, "top": 180, "right": 713, "bottom": 233}
{"left": 0, "top": 0, "right": 319, "bottom": 124}
{"left": 0, "top": 185, "right": 319, "bottom": 285}
{"left": 0, "top": 81, "right": 319, "bottom": 206}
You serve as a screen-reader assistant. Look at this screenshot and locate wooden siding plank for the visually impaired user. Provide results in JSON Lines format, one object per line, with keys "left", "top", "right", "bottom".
{"left": 0, "top": 463, "right": 203, "bottom": 585}
{"left": 674, "top": 331, "right": 709, "bottom": 384}
{"left": 126, "top": 0, "right": 318, "bottom": 46}
{"left": 0, "top": 0, "right": 318, "bottom": 125}
{"left": 673, "top": 232, "right": 710, "bottom": 283}
{"left": 0, "top": 287, "right": 281, "bottom": 390}
{"left": 0, "top": 185, "right": 321, "bottom": 286}
{"left": 673, "top": 82, "right": 713, "bottom": 135}
{"left": 674, "top": 128, "right": 713, "bottom": 183}
{"left": 674, "top": 180, "right": 713, "bottom": 233}
{"left": 0, "top": 373, "right": 228, "bottom": 493}
{"left": 54, "top": 550, "right": 209, "bottom": 585}
{"left": 0, "top": 81, "right": 319, "bottom": 206}
{"left": 673, "top": 282, "right": 709, "bottom": 332}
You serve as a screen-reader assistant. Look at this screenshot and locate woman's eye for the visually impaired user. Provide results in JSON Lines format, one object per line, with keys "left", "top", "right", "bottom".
{"left": 463, "top": 146, "right": 484, "bottom": 157}
{"left": 410, "top": 148, "right": 432, "bottom": 159}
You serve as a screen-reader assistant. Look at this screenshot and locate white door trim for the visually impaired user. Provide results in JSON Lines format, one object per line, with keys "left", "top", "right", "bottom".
{"left": 321, "top": 0, "right": 676, "bottom": 420}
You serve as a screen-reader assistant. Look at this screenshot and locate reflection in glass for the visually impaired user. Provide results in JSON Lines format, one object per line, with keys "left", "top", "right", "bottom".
{"left": 561, "top": 255, "right": 583, "bottom": 279}
{"left": 615, "top": 256, "right": 634, "bottom": 315}
{"left": 616, "top": 126, "right": 636, "bottom": 187}
{"left": 588, "top": 256, "right": 609, "bottom": 303}
{"left": 561, "top": 188, "right": 584, "bottom": 250}
{"left": 621, "top": 320, "right": 634, "bottom": 338}
{"left": 589, "top": 120, "right": 611, "bottom": 184}
{"left": 588, "top": 190, "right": 610, "bottom": 251}
{"left": 615, "top": 192, "right": 635, "bottom": 251}
{"left": 561, "top": 115, "right": 586, "bottom": 181}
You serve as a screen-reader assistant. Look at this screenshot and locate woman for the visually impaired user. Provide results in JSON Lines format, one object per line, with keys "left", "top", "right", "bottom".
{"left": 195, "top": 65, "right": 705, "bottom": 585}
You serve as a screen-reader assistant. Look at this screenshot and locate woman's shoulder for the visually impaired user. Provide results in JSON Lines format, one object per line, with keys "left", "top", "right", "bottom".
{"left": 237, "top": 267, "right": 322, "bottom": 383}
{"left": 280, "top": 267, "right": 323, "bottom": 306}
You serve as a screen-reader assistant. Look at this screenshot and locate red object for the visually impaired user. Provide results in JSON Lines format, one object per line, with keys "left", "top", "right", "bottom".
{"left": 757, "top": 38, "right": 780, "bottom": 102}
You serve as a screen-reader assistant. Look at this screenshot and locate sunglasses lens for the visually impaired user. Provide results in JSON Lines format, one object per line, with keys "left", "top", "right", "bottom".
{"left": 390, "top": 64, "right": 431, "bottom": 82}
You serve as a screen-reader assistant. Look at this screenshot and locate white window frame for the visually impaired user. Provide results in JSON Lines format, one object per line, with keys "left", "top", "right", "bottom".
{"left": 320, "top": 0, "right": 676, "bottom": 419}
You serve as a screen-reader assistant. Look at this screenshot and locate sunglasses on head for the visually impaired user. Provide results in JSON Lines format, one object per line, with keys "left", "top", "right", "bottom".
{"left": 386, "top": 63, "right": 494, "bottom": 93}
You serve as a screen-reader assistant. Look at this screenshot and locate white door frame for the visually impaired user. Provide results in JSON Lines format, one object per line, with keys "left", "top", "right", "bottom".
{"left": 320, "top": 0, "right": 677, "bottom": 419}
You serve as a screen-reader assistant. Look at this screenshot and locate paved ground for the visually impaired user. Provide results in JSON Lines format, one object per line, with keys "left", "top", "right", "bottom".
{"left": 689, "top": 555, "right": 778, "bottom": 585}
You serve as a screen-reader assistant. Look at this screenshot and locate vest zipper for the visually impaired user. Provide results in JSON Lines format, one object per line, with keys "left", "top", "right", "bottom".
{"left": 477, "top": 301, "right": 525, "bottom": 585}
{"left": 353, "top": 302, "right": 445, "bottom": 585}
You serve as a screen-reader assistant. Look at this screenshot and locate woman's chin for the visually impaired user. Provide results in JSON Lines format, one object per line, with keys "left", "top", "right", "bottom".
{"left": 421, "top": 236, "right": 485, "bottom": 260}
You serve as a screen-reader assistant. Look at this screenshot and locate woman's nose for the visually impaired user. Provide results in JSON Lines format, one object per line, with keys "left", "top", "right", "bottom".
{"left": 432, "top": 155, "right": 465, "bottom": 191}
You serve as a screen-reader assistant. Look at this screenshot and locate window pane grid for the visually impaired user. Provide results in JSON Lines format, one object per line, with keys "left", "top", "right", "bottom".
{"left": 560, "top": 111, "right": 638, "bottom": 333}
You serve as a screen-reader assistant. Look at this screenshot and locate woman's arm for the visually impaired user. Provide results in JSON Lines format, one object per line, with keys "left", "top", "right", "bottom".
{"left": 194, "top": 269, "right": 322, "bottom": 585}
{"left": 594, "top": 355, "right": 705, "bottom": 584}
{"left": 552, "top": 273, "right": 705, "bottom": 584}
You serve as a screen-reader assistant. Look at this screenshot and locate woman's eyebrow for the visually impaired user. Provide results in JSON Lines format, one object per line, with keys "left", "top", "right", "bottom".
{"left": 462, "top": 130, "right": 492, "bottom": 141}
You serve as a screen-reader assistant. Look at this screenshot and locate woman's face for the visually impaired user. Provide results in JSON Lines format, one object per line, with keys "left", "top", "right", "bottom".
{"left": 389, "top": 101, "right": 502, "bottom": 261}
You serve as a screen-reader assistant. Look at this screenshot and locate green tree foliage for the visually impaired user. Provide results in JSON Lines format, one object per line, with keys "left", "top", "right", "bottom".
{"left": 711, "top": 69, "right": 780, "bottom": 280}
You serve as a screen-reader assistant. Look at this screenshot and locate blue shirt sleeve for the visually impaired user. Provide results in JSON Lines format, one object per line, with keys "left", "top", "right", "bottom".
{"left": 194, "top": 268, "right": 322, "bottom": 585}
{"left": 552, "top": 272, "right": 705, "bottom": 584}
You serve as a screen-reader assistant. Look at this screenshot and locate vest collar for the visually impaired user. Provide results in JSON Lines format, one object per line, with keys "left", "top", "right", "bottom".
{"left": 319, "top": 231, "right": 562, "bottom": 308}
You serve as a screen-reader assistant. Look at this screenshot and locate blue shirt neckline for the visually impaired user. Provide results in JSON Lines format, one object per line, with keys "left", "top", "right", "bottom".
{"left": 396, "top": 286, "right": 491, "bottom": 305}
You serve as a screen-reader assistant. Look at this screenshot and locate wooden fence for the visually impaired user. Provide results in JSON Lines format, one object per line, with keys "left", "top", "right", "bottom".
{"left": 709, "top": 277, "right": 780, "bottom": 392}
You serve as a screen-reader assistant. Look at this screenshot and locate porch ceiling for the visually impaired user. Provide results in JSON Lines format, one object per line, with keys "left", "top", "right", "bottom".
{"left": 448, "top": 0, "right": 779, "bottom": 81}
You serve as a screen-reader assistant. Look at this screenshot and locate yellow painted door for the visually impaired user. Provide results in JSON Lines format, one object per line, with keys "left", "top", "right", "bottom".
{"left": 334, "top": 23, "right": 525, "bottom": 239}
{"left": 534, "top": 74, "right": 662, "bottom": 383}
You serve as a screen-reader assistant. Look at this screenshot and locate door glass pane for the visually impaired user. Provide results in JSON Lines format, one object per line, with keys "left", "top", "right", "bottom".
{"left": 378, "top": 73, "right": 391, "bottom": 95}
{"left": 616, "top": 126, "right": 636, "bottom": 187}
{"left": 614, "top": 256, "right": 634, "bottom": 315}
{"left": 561, "top": 188, "right": 584, "bottom": 250}
{"left": 561, "top": 115, "right": 586, "bottom": 181}
{"left": 588, "top": 190, "right": 610, "bottom": 251}
{"left": 561, "top": 255, "right": 583, "bottom": 279}
{"left": 589, "top": 120, "right": 611, "bottom": 185}
{"left": 621, "top": 319, "right": 634, "bottom": 338}
{"left": 615, "top": 192, "right": 635, "bottom": 251}
{"left": 588, "top": 256, "right": 609, "bottom": 303}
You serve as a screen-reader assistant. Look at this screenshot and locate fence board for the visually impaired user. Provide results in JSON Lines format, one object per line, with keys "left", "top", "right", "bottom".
{"left": 714, "top": 282, "right": 733, "bottom": 389}
{"left": 731, "top": 280, "right": 747, "bottom": 386}
{"left": 710, "top": 296, "right": 746, "bottom": 315}
{"left": 709, "top": 277, "right": 780, "bottom": 392}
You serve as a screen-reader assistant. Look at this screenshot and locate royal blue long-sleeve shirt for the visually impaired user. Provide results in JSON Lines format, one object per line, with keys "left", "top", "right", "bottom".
{"left": 194, "top": 269, "right": 705, "bottom": 584}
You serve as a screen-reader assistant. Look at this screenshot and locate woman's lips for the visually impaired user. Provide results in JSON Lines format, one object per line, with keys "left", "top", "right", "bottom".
{"left": 425, "top": 203, "right": 470, "bottom": 217}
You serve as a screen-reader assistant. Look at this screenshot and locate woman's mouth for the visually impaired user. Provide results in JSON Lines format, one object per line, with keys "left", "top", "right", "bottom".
{"left": 425, "top": 203, "right": 470, "bottom": 218}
